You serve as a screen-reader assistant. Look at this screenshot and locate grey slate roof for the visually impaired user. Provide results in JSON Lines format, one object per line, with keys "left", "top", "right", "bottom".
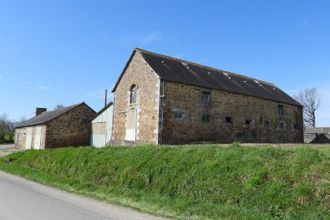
{"left": 16, "top": 103, "right": 83, "bottom": 128}
{"left": 113, "top": 48, "right": 302, "bottom": 107}
{"left": 305, "top": 127, "right": 330, "bottom": 134}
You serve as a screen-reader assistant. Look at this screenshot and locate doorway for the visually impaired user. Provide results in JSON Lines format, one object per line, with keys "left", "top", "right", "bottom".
{"left": 125, "top": 108, "right": 137, "bottom": 141}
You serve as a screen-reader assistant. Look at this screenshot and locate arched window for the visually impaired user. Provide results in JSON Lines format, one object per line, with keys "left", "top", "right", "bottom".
{"left": 130, "top": 84, "right": 137, "bottom": 104}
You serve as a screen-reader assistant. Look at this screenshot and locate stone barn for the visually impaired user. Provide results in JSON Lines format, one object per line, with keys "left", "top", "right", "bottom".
{"left": 111, "top": 48, "right": 304, "bottom": 145}
{"left": 91, "top": 102, "right": 114, "bottom": 147}
{"left": 15, "top": 102, "right": 96, "bottom": 149}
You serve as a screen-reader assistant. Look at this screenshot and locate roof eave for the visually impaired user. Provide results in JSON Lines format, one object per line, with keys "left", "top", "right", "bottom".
{"left": 112, "top": 49, "right": 139, "bottom": 93}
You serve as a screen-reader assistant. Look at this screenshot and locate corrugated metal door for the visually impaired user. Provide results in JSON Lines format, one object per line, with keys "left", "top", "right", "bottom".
{"left": 125, "top": 108, "right": 137, "bottom": 141}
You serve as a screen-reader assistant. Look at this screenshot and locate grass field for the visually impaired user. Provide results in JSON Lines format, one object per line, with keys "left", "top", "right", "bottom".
{"left": 0, "top": 144, "right": 329, "bottom": 219}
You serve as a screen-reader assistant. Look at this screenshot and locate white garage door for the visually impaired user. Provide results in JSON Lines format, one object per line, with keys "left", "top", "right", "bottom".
{"left": 25, "top": 127, "right": 33, "bottom": 149}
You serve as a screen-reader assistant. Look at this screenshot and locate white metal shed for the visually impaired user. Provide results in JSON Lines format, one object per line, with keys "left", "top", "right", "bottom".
{"left": 91, "top": 103, "right": 113, "bottom": 147}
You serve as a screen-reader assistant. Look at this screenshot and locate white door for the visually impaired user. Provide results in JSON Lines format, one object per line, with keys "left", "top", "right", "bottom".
{"left": 125, "top": 108, "right": 137, "bottom": 141}
{"left": 25, "top": 127, "right": 33, "bottom": 149}
{"left": 33, "top": 126, "right": 42, "bottom": 149}
{"left": 92, "top": 122, "right": 106, "bottom": 147}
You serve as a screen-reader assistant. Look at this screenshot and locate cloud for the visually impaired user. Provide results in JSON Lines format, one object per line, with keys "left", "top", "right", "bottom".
{"left": 119, "top": 31, "right": 163, "bottom": 46}
{"left": 36, "top": 85, "right": 52, "bottom": 91}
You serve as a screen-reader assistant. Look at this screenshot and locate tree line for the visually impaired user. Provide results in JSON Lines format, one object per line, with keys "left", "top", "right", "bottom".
{"left": 0, "top": 114, "right": 23, "bottom": 144}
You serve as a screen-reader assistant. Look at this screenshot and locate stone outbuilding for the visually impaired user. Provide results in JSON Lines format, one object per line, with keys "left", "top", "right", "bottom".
{"left": 111, "top": 48, "right": 304, "bottom": 145}
{"left": 91, "top": 102, "right": 114, "bottom": 147}
{"left": 304, "top": 127, "right": 330, "bottom": 143}
{"left": 15, "top": 102, "right": 96, "bottom": 149}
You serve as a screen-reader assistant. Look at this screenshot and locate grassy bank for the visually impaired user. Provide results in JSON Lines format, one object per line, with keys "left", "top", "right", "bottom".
{"left": 0, "top": 144, "right": 329, "bottom": 219}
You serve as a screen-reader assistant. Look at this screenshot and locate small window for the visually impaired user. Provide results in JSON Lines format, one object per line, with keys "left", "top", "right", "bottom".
{"left": 245, "top": 119, "right": 252, "bottom": 127}
{"left": 225, "top": 117, "right": 233, "bottom": 124}
{"left": 263, "top": 120, "right": 270, "bottom": 128}
{"left": 292, "top": 123, "right": 298, "bottom": 130}
{"left": 202, "top": 113, "right": 211, "bottom": 123}
{"left": 173, "top": 111, "right": 183, "bottom": 119}
{"left": 279, "top": 121, "right": 285, "bottom": 129}
{"left": 278, "top": 104, "right": 284, "bottom": 116}
{"left": 201, "top": 91, "right": 211, "bottom": 106}
{"left": 129, "top": 84, "right": 137, "bottom": 104}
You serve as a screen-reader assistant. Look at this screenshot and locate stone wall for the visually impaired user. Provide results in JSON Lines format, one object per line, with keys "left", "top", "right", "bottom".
{"left": 45, "top": 104, "right": 96, "bottom": 148}
{"left": 112, "top": 52, "right": 160, "bottom": 145}
{"left": 161, "top": 81, "right": 303, "bottom": 144}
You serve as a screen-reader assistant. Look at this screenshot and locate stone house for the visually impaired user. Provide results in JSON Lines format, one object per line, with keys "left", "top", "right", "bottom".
{"left": 304, "top": 127, "right": 330, "bottom": 143}
{"left": 111, "top": 48, "right": 304, "bottom": 145}
{"left": 15, "top": 102, "right": 96, "bottom": 149}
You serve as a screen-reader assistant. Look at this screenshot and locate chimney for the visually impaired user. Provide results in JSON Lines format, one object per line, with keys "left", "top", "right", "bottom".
{"left": 36, "top": 108, "right": 47, "bottom": 116}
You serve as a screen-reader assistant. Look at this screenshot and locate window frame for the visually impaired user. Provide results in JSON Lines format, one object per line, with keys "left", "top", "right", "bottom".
{"left": 201, "top": 91, "right": 212, "bottom": 106}
{"left": 245, "top": 119, "right": 253, "bottom": 127}
{"left": 278, "top": 104, "right": 285, "bottom": 116}
{"left": 129, "top": 84, "right": 138, "bottom": 104}
{"left": 225, "top": 116, "right": 233, "bottom": 124}
{"left": 201, "top": 113, "right": 211, "bottom": 123}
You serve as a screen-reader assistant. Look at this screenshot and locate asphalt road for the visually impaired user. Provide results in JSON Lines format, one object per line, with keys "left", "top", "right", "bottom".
{"left": 0, "top": 171, "right": 167, "bottom": 220}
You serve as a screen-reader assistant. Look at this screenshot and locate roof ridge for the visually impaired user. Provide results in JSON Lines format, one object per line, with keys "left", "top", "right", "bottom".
{"left": 16, "top": 102, "right": 86, "bottom": 128}
{"left": 135, "top": 48, "right": 276, "bottom": 87}
{"left": 44, "top": 102, "right": 83, "bottom": 113}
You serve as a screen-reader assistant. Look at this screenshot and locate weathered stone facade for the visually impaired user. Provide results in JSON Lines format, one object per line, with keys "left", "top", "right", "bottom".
{"left": 45, "top": 104, "right": 96, "bottom": 148}
{"left": 15, "top": 103, "right": 96, "bottom": 149}
{"left": 112, "top": 52, "right": 160, "bottom": 145}
{"left": 111, "top": 48, "right": 304, "bottom": 145}
{"left": 161, "top": 82, "right": 304, "bottom": 144}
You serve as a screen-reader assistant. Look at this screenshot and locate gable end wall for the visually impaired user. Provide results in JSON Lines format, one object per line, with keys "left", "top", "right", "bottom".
{"left": 112, "top": 52, "right": 160, "bottom": 145}
{"left": 45, "top": 104, "right": 96, "bottom": 148}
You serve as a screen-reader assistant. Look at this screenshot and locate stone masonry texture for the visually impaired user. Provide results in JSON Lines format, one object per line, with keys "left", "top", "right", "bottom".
{"left": 45, "top": 104, "right": 96, "bottom": 148}
{"left": 161, "top": 81, "right": 303, "bottom": 144}
{"left": 111, "top": 51, "right": 303, "bottom": 145}
{"left": 112, "top": 52, "right": 160, "bottom": 145}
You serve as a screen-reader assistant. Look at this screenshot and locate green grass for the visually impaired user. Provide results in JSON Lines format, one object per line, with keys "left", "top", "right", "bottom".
{"left": 0, "top": 144, "right": 329, "bottom": 219}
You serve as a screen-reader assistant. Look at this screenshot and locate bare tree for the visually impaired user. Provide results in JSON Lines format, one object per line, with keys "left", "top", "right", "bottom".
{"left": 294, "top": 88, "right": 321, "bottom": 128}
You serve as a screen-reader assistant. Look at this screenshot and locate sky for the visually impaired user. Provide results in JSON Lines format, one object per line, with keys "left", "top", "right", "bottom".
{"left": 0, "top": 0, "right": 329, "bottom": 126}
